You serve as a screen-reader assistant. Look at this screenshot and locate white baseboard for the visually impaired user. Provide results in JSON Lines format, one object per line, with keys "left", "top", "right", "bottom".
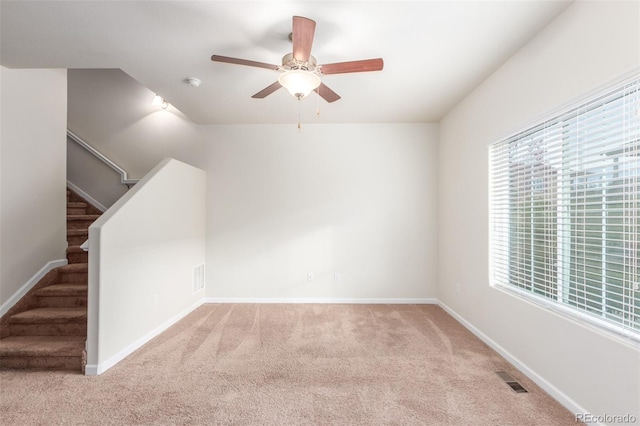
{"left": 66, "top": 180, "right": 107, "bottom": 212}
{"left": 0, "top": 259, "right": 68, "bottom": 317}
{"left": 84, "top": 298, "right": 205, "bottom": 376}
{"left": 205, "top": 297, "right": 439, "bottom": 304}
{"left": 437, "top": 300, "right": 595, "bottom": 424}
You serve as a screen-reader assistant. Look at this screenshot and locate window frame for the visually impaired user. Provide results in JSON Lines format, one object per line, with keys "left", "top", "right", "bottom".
{"left": 488, "top": 70, "right": 640, "bottom": 344}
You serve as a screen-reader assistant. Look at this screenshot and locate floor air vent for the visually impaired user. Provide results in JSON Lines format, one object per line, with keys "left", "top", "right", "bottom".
{"left": 192, "top": 263, "right": 205, "bottom": 294}
{"left": 495, "top": 370, "right": 528, "bottom": 393}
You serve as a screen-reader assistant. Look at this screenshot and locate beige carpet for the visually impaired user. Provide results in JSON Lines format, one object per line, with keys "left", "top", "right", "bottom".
{"left": 0, "top": 304, "right": 577, "bottom": 425}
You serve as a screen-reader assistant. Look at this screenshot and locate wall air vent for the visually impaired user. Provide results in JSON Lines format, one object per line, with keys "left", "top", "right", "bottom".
{"left": 192, "top": 263, "right": 205, "bottom": 294}
{"left": 495, "top": 370, "right": 528, "bottom": 393}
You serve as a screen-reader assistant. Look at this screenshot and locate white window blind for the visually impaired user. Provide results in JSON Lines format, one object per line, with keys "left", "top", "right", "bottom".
{"left": 489, "top": 77, "right": 640, "bottom": 339}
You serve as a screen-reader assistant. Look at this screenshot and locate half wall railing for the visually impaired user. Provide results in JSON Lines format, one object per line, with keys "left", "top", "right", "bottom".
{"left": 67, "top": 130, "right": 139, "bottom": 187}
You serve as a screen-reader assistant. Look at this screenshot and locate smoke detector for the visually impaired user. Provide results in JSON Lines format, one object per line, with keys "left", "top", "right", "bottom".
{"left": 185, "top": 77, "right": 201, "bottom": 87}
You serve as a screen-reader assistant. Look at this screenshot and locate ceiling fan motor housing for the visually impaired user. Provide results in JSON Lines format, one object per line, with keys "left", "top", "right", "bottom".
{"left": 281, "top": 53, "right": 318, "bottom": 73}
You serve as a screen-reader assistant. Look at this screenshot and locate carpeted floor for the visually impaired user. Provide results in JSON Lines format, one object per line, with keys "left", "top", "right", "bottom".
{"left": 0, "top": 304, "right": 577, "bottom": 425}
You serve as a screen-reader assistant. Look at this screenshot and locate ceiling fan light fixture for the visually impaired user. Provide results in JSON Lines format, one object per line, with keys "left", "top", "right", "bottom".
{"left": 278, "top": 70, "right": 321, "bottom": 99}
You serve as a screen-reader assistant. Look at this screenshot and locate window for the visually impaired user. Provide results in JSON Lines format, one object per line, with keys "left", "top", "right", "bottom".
{"left": 490, "top": 76, "right": 640, "bottom": 339}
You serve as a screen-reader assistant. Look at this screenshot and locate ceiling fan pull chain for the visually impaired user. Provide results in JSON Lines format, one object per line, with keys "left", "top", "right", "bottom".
{"left": 298, "top": 98, "right": 301, "bottom": 129}
{"left": 316, "top": 89, "right": 320, "bottom": 117}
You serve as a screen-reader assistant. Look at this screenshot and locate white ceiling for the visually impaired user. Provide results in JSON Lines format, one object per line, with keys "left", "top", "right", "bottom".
{"left": 0, "top": 1, "right": 572, "bottom": 125}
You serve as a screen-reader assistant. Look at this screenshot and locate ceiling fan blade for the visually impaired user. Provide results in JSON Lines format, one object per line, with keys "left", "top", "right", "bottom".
{"left": 315, "top": 83, "right": 341, "bottom": 103}
{"left": 251, "top": 81, "right": 283, "bottom": 99}
{"left": 292, "top": 16, "right": 316, "bottom": 62}
{"left": 211, "top": 55, "right": 279, "bottom": 71}
{"left": 319, "top": 58, "right": 384, "bottom": 75}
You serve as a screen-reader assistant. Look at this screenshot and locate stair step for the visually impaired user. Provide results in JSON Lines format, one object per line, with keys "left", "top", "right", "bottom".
{"left": 8, "top": 308, "right": 87, "bottom": 336}
{"left": 67, "top": 201, "right": 88, "bottom": 215}
{"left": 36, "top": 297, "right": 87, "bottom": 308}
{"left": 10, "top": 308, "right": 87, "bottom": 324}
{"left": 58, "top": 263, "right": 88, "bottom": 273}
{"left": 67, "top": 202, "right": 87, "bottom": 209}
{"left": 0, "top": 336, "right": 84, "bottom": 371}
{"left": 36, "top": 284, "right": 87, "bottom": 297}
{"left": 58, "top": 263, "right": 87, "bottom": 282}
{"left": 67, "top": 254, "right": 87, "bottom": 265}
{"left": 9, "top": 323, "right": 87, "bottom": 337}
{"left": 67, "top": 215, "right": 100, "bottom": 230}
{"left": 67, "top": 214, "right": 100, "bottom": 221}
{"left": 0, "top": 336, "right": 85, "bottom": 357}
{"left": 67, "top": 229, "right": 88, "bottom": 245}
{"left": 66, "top": 245, "right": 88, "bottom": 264}
{"left": 35, "top": 284, "right": 87, "bottom": 308}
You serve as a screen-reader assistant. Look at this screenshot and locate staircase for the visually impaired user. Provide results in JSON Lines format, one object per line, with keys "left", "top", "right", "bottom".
{"left": 0, "top": 189, "right": 101, "bottom": 373}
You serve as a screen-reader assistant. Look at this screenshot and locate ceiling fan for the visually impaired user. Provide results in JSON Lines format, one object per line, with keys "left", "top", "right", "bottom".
{"left": 211, "top": 16, "right": 384, "bottom": 103}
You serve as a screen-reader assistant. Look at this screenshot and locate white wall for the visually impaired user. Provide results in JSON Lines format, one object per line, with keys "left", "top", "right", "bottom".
{"left": 67, "top": 69, "right": 204, "bottom": 179}
{"left": 67, "top": 72, "right": 438, "bottom": 303}
{"left": 85, "top": 158, "right": 206, "bottom": 374}
{"left": 0, "top": 67, "right": 67, "bottom": 306}
{"left": 438, "top": 1, "right": 640, "bottom": 421}
{"left": 67, "top": 136, "right": 128, "bottom": 209}
{"left": 204, "top": 123, "right": 438, "bottom": 301}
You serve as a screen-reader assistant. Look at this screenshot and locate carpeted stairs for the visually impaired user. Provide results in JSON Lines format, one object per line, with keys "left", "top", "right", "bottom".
{"left": 0, "top": 189, "right": 101, "bottom": 373}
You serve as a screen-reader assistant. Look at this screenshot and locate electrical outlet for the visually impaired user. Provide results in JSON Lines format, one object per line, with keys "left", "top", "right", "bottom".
{"left": 307, "top": 272, "right": 314, "bottom": 282}
{"left": 153, "top": 294, "right": 159, "bottom": 306}
{"left": 455, "top": 282, "right": 460, "bottom": 295}
{"left": 334, "top": 273, "right": 342, "bottom": 282}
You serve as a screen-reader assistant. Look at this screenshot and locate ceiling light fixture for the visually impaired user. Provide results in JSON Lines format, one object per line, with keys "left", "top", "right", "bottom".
{"left": 278, "top": 69, "right": 321, "bottom": 100}
{"left": 152, "top": 94, "right": 169, "bottom": 109}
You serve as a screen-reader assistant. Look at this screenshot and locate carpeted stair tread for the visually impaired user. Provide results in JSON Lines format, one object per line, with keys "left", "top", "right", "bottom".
{"left": 57, "top": 263, "right": 87, "bottom": 282}
{"left": 58, "top": 263, "right": 88, "bottom": 273}
{"left": 0, "top": 336, "right": 85, "bottom": 357}
{"left": 66, "top": 229, "right": 89, "bottom": 245}
{"left": 67, "top": 202, "right": 88, "bottom": 209}
{"left": 9, "top": 308, "right": 87, "bottom": 324}
{"left": 67, "top": 201, "right": 88, "bottom": 215}
{"left": 67, "top": 214, "right": 101, "bottom": 221}
{"left": 35, "top": 284, "right": 87, "bottom": 297}
{"left": 66, "top": 215, "right": 100, "bottom": 230}
{"left": 67, "top": 245, "right": 86, "bottom": 254}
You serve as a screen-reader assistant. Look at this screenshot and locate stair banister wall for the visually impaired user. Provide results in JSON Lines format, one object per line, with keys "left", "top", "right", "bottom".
{"left": 67, "top": 130, "right": 139, "bottom": 212}
{"left": 67, "top": 130, "right": 138, "bottom": 186}
{"left": 85, "top": 158, "right": 206, "bottom": 375}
